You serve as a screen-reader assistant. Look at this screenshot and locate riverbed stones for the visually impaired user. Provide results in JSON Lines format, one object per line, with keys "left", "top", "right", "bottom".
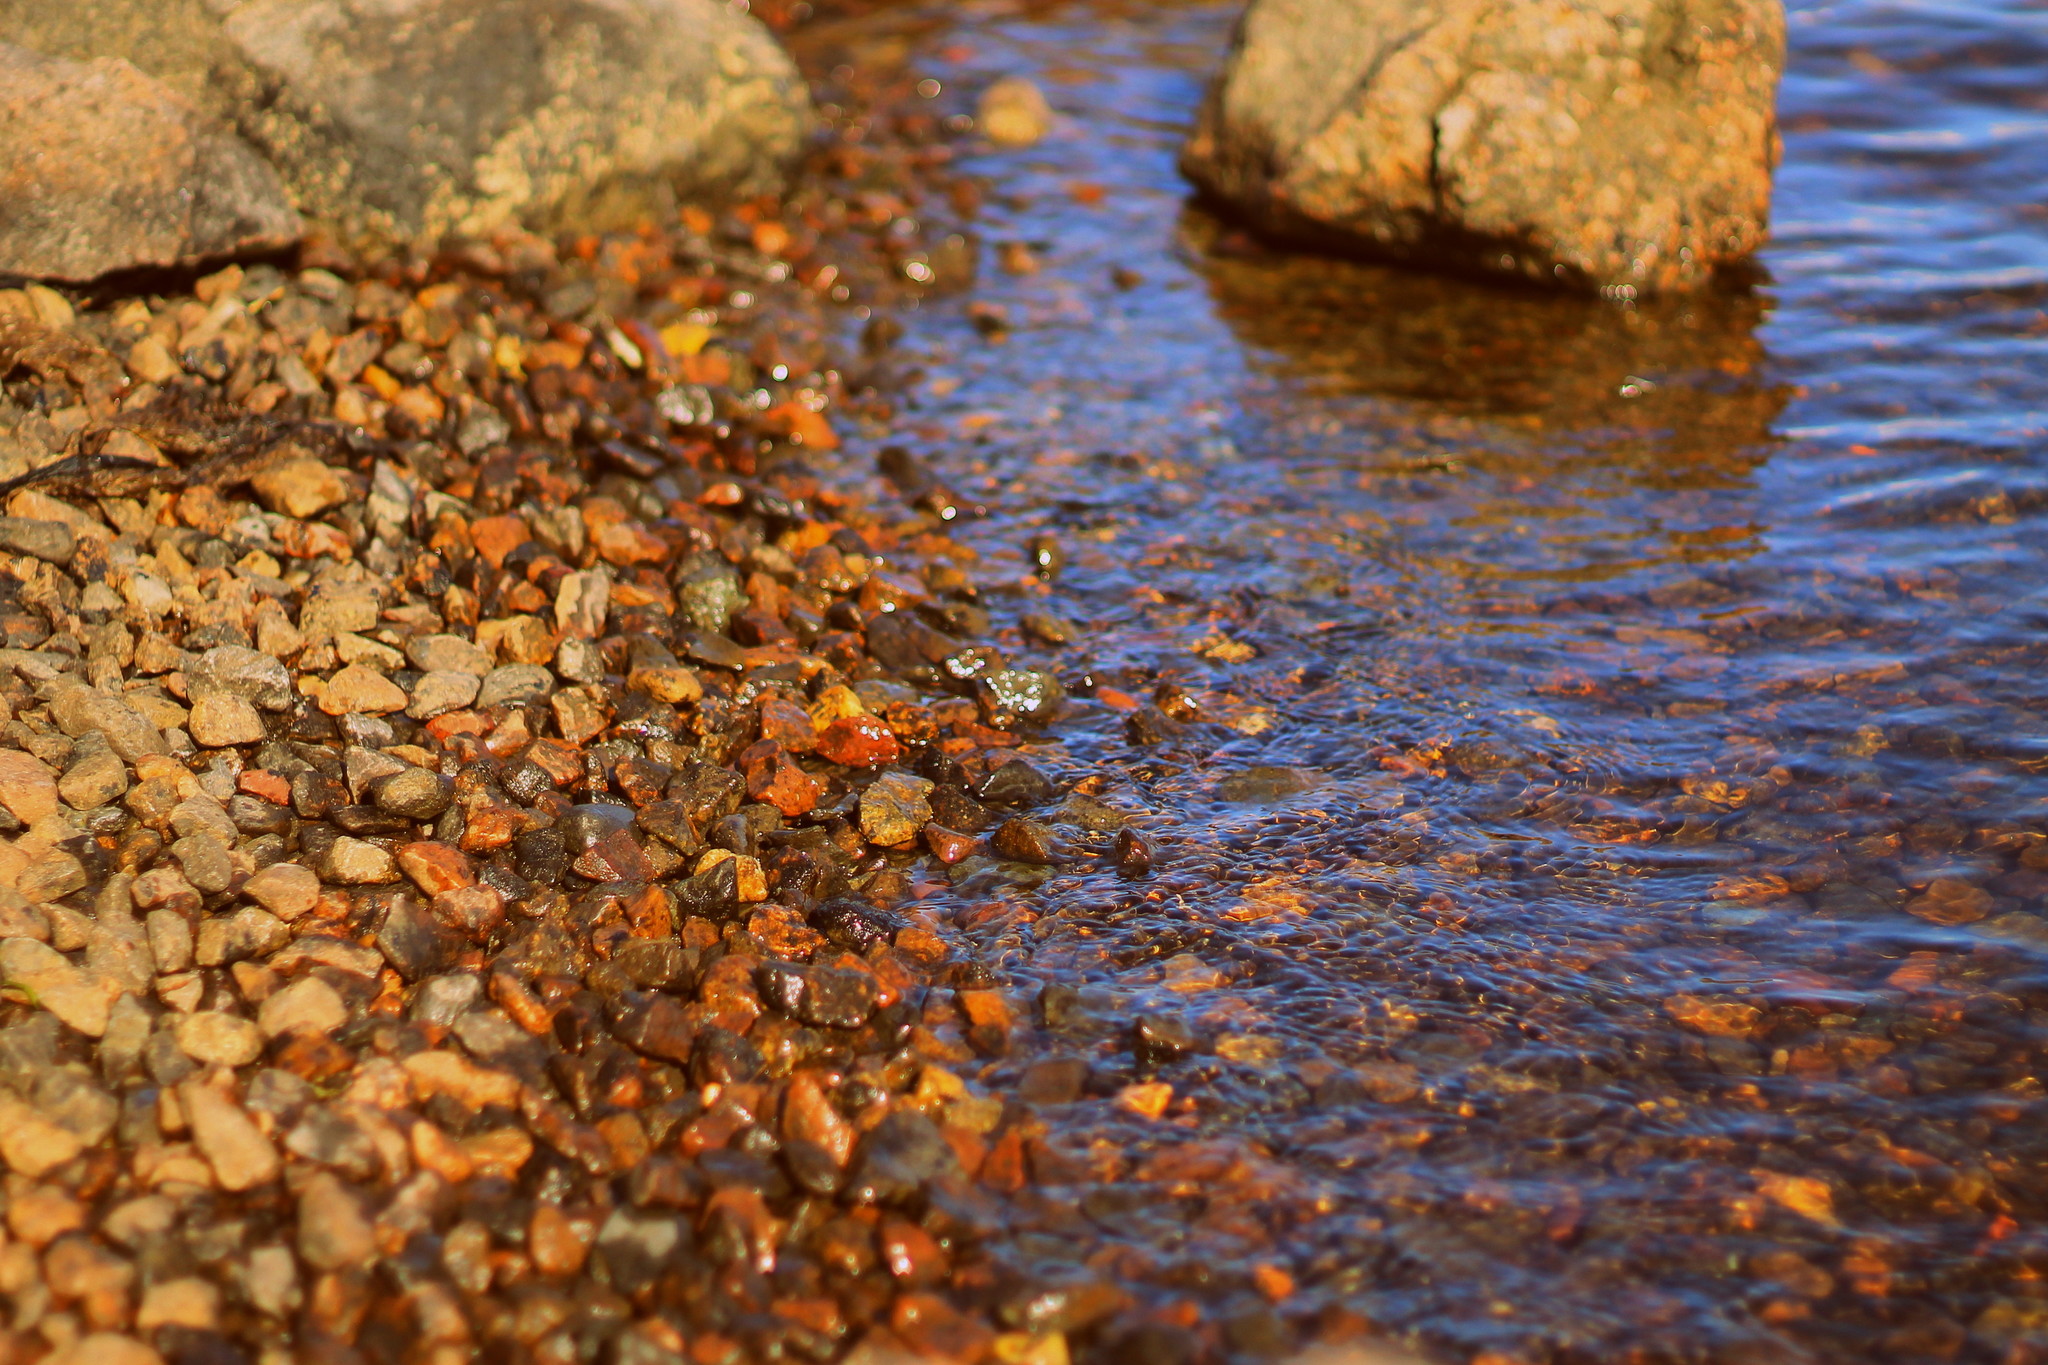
{"left": 188, "top": 646, "right": 294, "bottom": 710}
{"left": 1179, "top": 0, "right": 1787, "bottom": 291}
{"left": 320, "top": 665, "right": 407, "bottom": 716}
{"left": 0, "top": 516, "right": 74, "bottom": 564}
{"left": 178, "top": 1077, "right": 279, "bottom": 1189}
{"left": 188, "top": 692, "right": 266, "bottom": 747}
{"left": 241, "top": 862, "right": 318, "bottom": 919}
{"left": 174, "top": 1010, "right": 264, "bottom": 1067}
{"left": 0, "top": 43, "right": 299, "bottom": 280}
{"left": 0, "top": 751, "right": 60, "bottom": 825}
{"left": 249, "top": 456, "right": 348, "bottom": 519}
{"left": 860, "top": 770, "right": 935, "bottom": 847}
{"left": 979, "top": 77, "right": 1052, "bottom": 147}
{"left": 4, "top": 0, "right": 813, "bottom": 248}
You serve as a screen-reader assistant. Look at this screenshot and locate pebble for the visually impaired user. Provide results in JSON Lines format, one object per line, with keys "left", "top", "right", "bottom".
{"left": 861, "top": 770, "right": 936, "bottom": 847}
{"left": 172, "top": 830, "right": 235, "bottom": 894}
{"left": 1217, "top": 765, "right": 1320, "bottom": 803}
{"left": 405, "top": 633, "right": 493, "bottom": 675}
{"left": 1114, "top": 828, "right": 1155, "bottom": 876}
{"left": 241, "top": 862, "right": 319, "bottom": 919}
{"left": 407, "top": 668, "right": 481, "bottom": 718}
{"left": 319, "top": 664, "right": 409, "bottom": 715}
{"left": 816, "top": 714, "right": 903, "bottom": 767}
{"left": 145, "top": 909, "right": 194, "bottom": 973}
{"left": 323, "top": 835, "right": 400, "bottom": 884}
{"left": 979, "top": 76, "right": 1053, "bottom": 147}
{"left": 0, "top": 1095, "right": 84, "bottom": 1176}
{"left": 0, "top": 937, "right": 115, "bottom": 1035}
{"left": 373, "top": 766, "right": 453, "bottom": 819}
{"left": 187, "top": 645, "right": 295, "bottom": 709}
{"left": 991, "top": 816, "right": 1060, "bottom": 864}
{"left": 250, "top": 456, "right": 349, "bottom": 518}
{"left": 44, "top": 1335, "right": 163, "bottom": 1365}
{"left": 136, "top": 1276, "right": 220, "bottom": 1330}
{"left": 0, "top": 749, "right": 60, "bottom": 825}
{"left": 58, "top": 742, "right": 127, "bottom": 809}
{"left": 257, "top": 975, "right": 349, "bottom": 1038}
{"left": 175, "top": 1010, "right": 265, "bottom": 1067}
{"left": 477, "top": 662, "right": 554, "bottom": 707}
{"left": 977, "top": 757, "right": 1055, "bottom": 807}
{"left": 396, "top": 840, "right": 473, "bottom": 895}
{"left": 296, "top": 1171, "right": 377, "bottom": 1269}
{"left": 178, "top": 1078, "right": 280, "bottom": 1189}
{"left": 188, "top": 692, "right": 268, "bottom": 746}
{"left": 0, "top": 515, "right": 75, "bottom": 564}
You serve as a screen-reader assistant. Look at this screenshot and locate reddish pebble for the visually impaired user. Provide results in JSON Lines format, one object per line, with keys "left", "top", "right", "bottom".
{"left": 237, "top": 770, "right": 291, "bottom": 805}
{"left": 397, "top": 842, "right": 475, "bottom": 896}
{"left": 425, "top": 710, "right": 492, "bottom": 742}
{"left": 922, "top": 824, "right": 978, "bottom": 864}
{"left": 746, "top": 749, "right": 821, "bottom": 818}
{"left": 758, "top": 696, "right": 818, "bottom": 752}
{"left": 814, "top": 714, "right": 901, "bottom": 768}
{"left": 470, "top": 514, "right": 531, "bottom": 569}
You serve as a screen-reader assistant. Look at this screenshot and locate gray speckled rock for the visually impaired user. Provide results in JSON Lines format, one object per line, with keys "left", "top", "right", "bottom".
{"left": 0, "top": 43, "right": 299, "bottom": 281}
{"left": 1180, "top": 0, "right": 1785, "bottom": 292}
{"left": 6, "top": 0, "right": 813, "bottom": 249}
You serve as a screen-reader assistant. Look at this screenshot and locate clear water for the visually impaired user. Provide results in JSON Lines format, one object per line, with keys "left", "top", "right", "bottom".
{"left": 806, "top": 2, "right": 2048, "bottom": 1359}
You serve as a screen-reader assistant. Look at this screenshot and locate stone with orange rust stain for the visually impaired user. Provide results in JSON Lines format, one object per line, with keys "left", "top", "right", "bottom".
{"left": 954, "top": 989, "right": 1011, "bottom": 1033}
{"left": 1116, "top": 1082, "right": 1173, "bottom": 1120}
{"left": 459, "top": 793, "right": 529, "bottom": 853}
{"left": 592, "top": 521, "right": 667, "bottom": 567}
{"left": 624, "top": 883, "right": 673, "bottom": 939}
{"left": 980, "top": 1128, "right": 1027, "bottom": 1194}
{"left": 748, "top": 905, "right": 825, "bottom": 959}
{"left": 397, "top": 841, "right": 475, "bottom": 896}
{"left": 489, "top": 970, "right": 554, "bottom": 1035}
{"left": 763, "top": 401, "right": 837, "bottom": 450}
{"left": 469, "top": 515, "right": 531, "bottom": 569}
{"left": 758, "top": 696, "right": 818, "bottom": 752}
{"left": 782, "top": 1070, "right": 855, "bottom": 1166}
{"left": 890, "top": 1292, "right": 994, "bottom": 1363}
{"left": 745, "top": 746, "right": 821, "bottom": 818}
{"left": 879, "top": 1216, "right": 948, "bottom": 1286}
{"left": 894, "top": 925, "right": 949, "bottom": 966}
{"left": 236, "top": 769, "right": 292, "bottom": 805}
{"left": 462, "top": 1127, "right": 534, "bottom": 1180}
{"left": 410, "top": 1119, "right": 474, "bottom": 1183}
{"left": 402, "top": 1049, "right": 521, "bottom": 1111}
{"left": 522, "top": 738, "right": 584, "bottom": 786}
{"left": 596, "top": 1111, "right": 651, "bottom": 1169}
{"left": 573, "top": 828, "right": 657, "bottom": 883}
{"left": 814, "top": 714, "right": 901, "bottom": 768}
{"left": 432, "top": 884, "right": 505, "bottom": 937}
{"left": 916, "top": 825, "right": 972, "bottom": 865}
{"left": 1252, "top": 1263, "right": 1295, "bottom": 1302}
{"left": 529, "top": 1203, "right": 596, "bottom": 1277}
{"left": 1663, "top": 995, "right": 1761, "bottom": 1039}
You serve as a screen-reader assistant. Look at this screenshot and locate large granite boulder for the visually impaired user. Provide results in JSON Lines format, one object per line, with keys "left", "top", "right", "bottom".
{"left": 0, "top": 44, "right": 300, "bottom": 281}
{"left": 1180, "top": 0, "right": 1786, "bottom": 293}
{"left": 3, "top": 0, "right": 814, "bottom": 249}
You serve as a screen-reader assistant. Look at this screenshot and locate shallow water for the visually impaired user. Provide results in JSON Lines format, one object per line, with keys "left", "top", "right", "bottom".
{"left": 810, "top": 2, "right": 2048, "bottom": 1360}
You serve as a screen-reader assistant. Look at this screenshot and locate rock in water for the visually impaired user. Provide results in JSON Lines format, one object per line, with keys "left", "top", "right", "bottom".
{"left": 0, "top": 44, "right": 299, "bottom": 280}
{"left": 1179, "top": 0, "right": 1785, "bottom": 292}
{"left": 7, "top": 0, "right": 813, "bottom": 248}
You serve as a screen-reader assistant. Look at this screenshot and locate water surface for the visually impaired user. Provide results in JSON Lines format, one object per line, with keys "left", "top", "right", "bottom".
{"left": 804, "top": 3, "right": 2048, "bottom": 1359}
